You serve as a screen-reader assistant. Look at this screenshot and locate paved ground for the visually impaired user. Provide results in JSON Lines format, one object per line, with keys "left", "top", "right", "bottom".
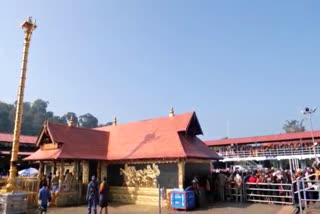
{"left": 43, "top": 203, "right": 296, "bottom": 214}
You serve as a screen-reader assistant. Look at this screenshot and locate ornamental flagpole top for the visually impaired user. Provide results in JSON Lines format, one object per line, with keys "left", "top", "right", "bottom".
{"left": 169, "top": 106, "right": 174, "bottom": 117}
{"left": 21, "top": 16, "right": 37, "bottom": 33}
{"left": 113, "top": 116, "right": 117, "bottom": 126}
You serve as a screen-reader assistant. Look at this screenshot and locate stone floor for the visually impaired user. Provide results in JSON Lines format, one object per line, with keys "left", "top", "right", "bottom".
{"left": 41, "top": 202, "right": 296, "bottom": 214}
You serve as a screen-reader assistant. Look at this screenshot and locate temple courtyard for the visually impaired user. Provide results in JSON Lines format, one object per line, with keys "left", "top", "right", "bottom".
{"left": 36, "top": 203, "right": 296, "bottom": 214}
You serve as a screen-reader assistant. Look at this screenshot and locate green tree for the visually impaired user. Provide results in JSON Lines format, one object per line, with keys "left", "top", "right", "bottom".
{"left": 48, "top": 116, "right": 67, "bottom": 125}
{"left": 98, "top": 122, "right": 112, "bottom": 127}
{"left": 283, "top": 120, "right": 305, "bottom": 133}
{"left": 0, "top": 102, "right": 13, "bottom": 133}
{"left": 62, "top": 112, "right": 79, "bottom": 126}
{"left": 21, "top": 102, "right": 33, "bottom": 135}
{"left": 0, "top": 99, "right": 103, "bottom": 135}
{"left": 79, "top": 113, "right": 98, "bottom": 128}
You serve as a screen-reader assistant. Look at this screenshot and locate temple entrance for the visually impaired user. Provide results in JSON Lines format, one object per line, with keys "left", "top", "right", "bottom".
{"left": 89, "top": 160, "right": 98, "bottom": 180}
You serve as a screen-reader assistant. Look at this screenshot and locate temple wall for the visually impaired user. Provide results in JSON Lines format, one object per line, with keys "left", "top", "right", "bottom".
{"left": 39, "top": 160, "right": 211, "bottom": 207}
{"left": 109, "top": 186, "right": 168, "bottom": 206}
{"left": 107, "top": 163, "right": 178, "bottom": 189}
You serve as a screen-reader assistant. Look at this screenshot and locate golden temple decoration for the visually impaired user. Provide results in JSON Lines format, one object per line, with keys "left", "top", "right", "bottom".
{"left": 112, "top": 116, "right": 117, "bottom": 126}
{"left": 169, "top": 106, "right": 174, "bottom": 117}
{"left": 82, "top": 160, "right": 89, "bottom": 184}
{"left": 59, "top": 160, "right": 65, "bottom": 187}
{"left": 73, "top": 160, "right": 79, "bottom": 181}
{"left": 120, "top": 163, "right": 160, "bottom": 187}
{"left": 4, "top": 17, "right": 37, "bottom": 192}
{"left": 37, "top": 161, "right": 44, "bottom": 180}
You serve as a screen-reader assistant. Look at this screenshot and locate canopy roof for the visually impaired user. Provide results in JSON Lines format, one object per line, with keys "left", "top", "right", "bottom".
{"left": 205, "top": 130, "right": 320, "bottom": 146}
{"left": 0, "top": 133, "right": 36, "bottom": 144}
{"left": 25, "top": 112, "right": 220, "bottom": 161}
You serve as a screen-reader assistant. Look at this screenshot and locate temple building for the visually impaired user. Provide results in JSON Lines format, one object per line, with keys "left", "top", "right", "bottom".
{"left": 25, "top": 110, "right": 220, "bottom": 206}
{"left": 205, "top": 130, "right": 320, "bottom": 170}
{"left": 0, "top": 133, "right": 37, "bottom": 172}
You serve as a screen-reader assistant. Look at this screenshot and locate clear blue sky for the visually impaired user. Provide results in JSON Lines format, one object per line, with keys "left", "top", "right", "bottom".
{"left": 1, "top": 1, "right": 320, "bottom": 140}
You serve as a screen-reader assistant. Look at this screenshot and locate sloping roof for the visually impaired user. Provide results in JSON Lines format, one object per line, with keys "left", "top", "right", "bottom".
{"left": 205, "top": 130, "right": 320, "bottom": 146}
{"left": 25, "top": 122, "right": 108, "bottom": 160}
{"left": 0, "top": 133, "right": 36, "bottom": 144}
{"left": 179, "top": 135, "right": 221, "bottom": 159}
{"left": 26, "top": 112, "right": 220, "bottom": 161}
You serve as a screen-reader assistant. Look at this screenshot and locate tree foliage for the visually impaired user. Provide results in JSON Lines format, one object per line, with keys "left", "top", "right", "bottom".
{"left": 283, "top": 120, "right": 305, "bottom": 133}
{"left": 0, "top": 99, "right": 110, "bottom": 136}
{"left": 79, "top": 113, "right": 98, "bottom": 128}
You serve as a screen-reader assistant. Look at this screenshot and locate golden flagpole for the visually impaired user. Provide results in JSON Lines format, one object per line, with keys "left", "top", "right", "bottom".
{"left": 4, "top": 17, "right": 37, "bottom": 192}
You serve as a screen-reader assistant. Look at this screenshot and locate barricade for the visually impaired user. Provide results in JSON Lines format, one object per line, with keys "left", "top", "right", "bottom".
{"left": 294, "top": 173, "right": 320, "bottom": 214}
{"left": 15, "top": 177, "right": 40, "bottom": 206}
{"left": 244, "top": 182, "right": 294, "bottom": 205}
{"left": 225, "top": 181, "right": 244, "bottom": 203}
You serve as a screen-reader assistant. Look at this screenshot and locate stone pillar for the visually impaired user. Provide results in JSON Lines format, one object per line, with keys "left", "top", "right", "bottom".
{"left": 59, "top": 160, "right": 65, "bottom": 187}
{"left": 73, "top": 160, "right": 79, "bottom": 182}
{"left": 209, "top": 161, "right": 213, "bottom": 174}
{"left": 52, "top": 161, "right": 57, "bottom": 175}
{"left": 97, "top": 161, "right": 101, "bottom": 182}
{"left": 38, "top": 161, "right": 44, "bottom": 180}
{"left": 82, "top": 160, "right": 89, "bottom": 184}
{"left": 177, "top": 160, "right": 185, "bottom": 189}
{"left": 101, "top": 162, "right": 108, "bottom": 181}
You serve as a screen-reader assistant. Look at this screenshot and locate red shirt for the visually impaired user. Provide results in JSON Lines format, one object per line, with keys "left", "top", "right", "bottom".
{"left": 248, "top": 176, "right": 257, "bottom": 183}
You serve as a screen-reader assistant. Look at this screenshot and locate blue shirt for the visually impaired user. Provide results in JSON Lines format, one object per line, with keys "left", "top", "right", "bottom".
{"left": 38, "top": 186, "right": 51, "bottom": 207}
{"left": 87, "top": 181, "right": 99, "bottom": 201}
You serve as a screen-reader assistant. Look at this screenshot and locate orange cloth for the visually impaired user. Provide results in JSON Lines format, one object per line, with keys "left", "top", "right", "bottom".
{"left": 99, "top": 183, "right": 104, "bottom": 193}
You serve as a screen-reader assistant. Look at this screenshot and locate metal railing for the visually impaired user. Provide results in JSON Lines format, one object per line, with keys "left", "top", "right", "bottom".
{"left": 225, "top": 182, "right": 244, "bottom": 203}
{"left": 294, "top": 173, "right": 320, "bottom": 214}
{"left": 218, "top": 146, "right": 320, "bottom": 159}
{"left": 225, "top": 181, "right": 295, "bottom": 205}
{"left": 15, "top": 177, "right": 40, "bottom": 206}
{"left": 245, "top": 182, "right": 294, "bottom": 205}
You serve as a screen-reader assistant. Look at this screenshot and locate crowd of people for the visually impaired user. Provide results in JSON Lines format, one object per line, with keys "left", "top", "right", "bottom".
{"left": 39, "top": 169, "right": 78, "bottom": 193}
{"left": 188, "top": 160, "right": 320, "bottom": 209}
{"left": 209, "top": 167, "right": 293, "bottom": 203}
{"left": 38, "top": 174, "right": 109, "bottom": 214}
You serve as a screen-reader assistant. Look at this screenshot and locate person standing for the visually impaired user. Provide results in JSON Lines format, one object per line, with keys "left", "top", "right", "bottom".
{"left": 234, "top": 172, "right": 243, "bottom": 203}
{"left": 87, "top": 176, "right": 99, "bottom": 214}
{"left": 38, "top": 181, "right": 51, "bottom": 214}
{"left": 99, "top": 177, "right": 109, "bottom": 214}
{"left": 51, "top": 173, "right": 59, "bottom": 193}
{"left": 192, "top": 178, "right": 200, "bottom": 208}
{"left": 47, "top": 172, "right": 52, "bottom": 190}
{"left": 216, "top": 172, "right": 226, "bottom": 201}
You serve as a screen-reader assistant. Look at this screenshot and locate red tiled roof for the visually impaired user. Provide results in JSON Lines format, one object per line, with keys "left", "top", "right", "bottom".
{"left": 205, "top": 130, "right": 320, "bottom": 146}
{"left": 26, "top": 112, "right": 220, "bottom": 161}
{"left": 24, "top": 148, "right": 62, "bottom": 160}
{"left": 0, "top": 133, "right": 37, "bottom": 144}
{"left": 25, "top": 122, "right": 108, "bottom": 160}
